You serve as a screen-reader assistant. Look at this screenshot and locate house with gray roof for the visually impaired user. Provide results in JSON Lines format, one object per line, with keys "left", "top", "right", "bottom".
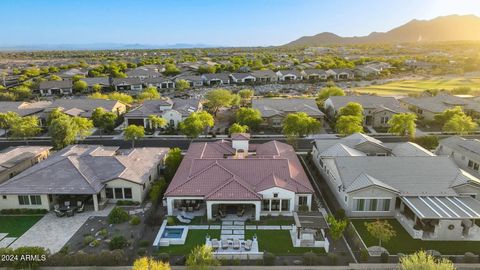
{"left": 79, "top": 77, "right": 111, "bottom": 92}
{"left": 230, "top": 73, "right": 256, "bottom": 84}
{"left": 400, "top": 94, "right": 480, "bottom": 121}
{"left": 276, "top": 70, "right": 303, "bottom": 81}
{"left": 112, "top": 77, "right": 143, "bottom": 92}
{"left": 251, "top": 70, "right": 277, "bottom": 83}
{"left": 164, "top": 135, "right": 314, "bottom": 221}
{"left": 436, "top": 136, "right": 480, "bottom": 179}
{"left": 325, "top": 69, "right": 355, "bottom": 80}
{"left": 38, "top": 80, "right": 73, "bottom": 96}
{"left": 126, "top": 67, "right": 161, "bottom": 78}
{"left": 0, "top": 146, "right": 51, "bottom": 184}
{"left": 252, "top": 98, "right": 324, "bottom": 128}
{"left": 311, "top": 133, "right": 480, "bottom": 241}
{"left": 174, "top": 75, "right": 204, "bottom": 87}
{"left": 143, "top": 76, "right": 175, "bottom": 89}
{"left": 0, "top": 101, "right": 51, "bottom": 117}
{"left": 325, "top": 96, "right": 408, "bottom": 128}
{"left": 302, "top": 69, "right": 328, "bottom": 81}
{"left": 0, "top": 145, "right": 169, "bottom": 212}
{"left": 40, "top": 98, "right": 127, "bottom": 120}
{"left": 124, "top": 98, "right": 202, "bottom": 129}
{"left": 201, "top": 73, "right": 230, "bottom": 86}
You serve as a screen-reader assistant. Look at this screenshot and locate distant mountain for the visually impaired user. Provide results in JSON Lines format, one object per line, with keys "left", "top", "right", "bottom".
{"left": 287, "top": 15, "right": 480, "bottom": 46}
{"left": 0, "top": 43, "right": 218, "bottom": 51}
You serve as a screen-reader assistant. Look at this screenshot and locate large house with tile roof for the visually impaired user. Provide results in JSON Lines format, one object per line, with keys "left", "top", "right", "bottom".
{"left": 164, "top": 135, "right": 314, "bottom": 221}
{"left": 312, "top": 133, "right": 480, "bottom": 241}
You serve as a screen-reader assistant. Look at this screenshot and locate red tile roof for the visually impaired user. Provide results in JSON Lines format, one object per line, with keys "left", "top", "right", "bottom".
{"left": 165, "top": 140, "right": 314, "bottom": 200}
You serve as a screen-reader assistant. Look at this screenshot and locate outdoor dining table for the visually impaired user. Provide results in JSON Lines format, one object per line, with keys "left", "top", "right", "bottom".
{"left": 58, "top": 205, "right": 78, "bottom": 216}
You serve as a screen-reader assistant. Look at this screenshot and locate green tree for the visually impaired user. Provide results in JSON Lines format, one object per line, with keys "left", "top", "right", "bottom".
{"left": 399, "top": 251, "right": 455, "bottom": 270}
{"left": 229, "top": 123, "right": 249, "bottom": 134}
{"left": 326, "top": 214, "right": 348, "bottom": 250}
{"left": 317, "top": 85, "right": 345, "bottom": 107}
{"left": 365, "top": 220, "right": 396, "bottom": 247}
{"left": 236, "top": 107, "right": 263, "bottom": 131}
{"left": 72, "top": 74, "right": 85, "bottom": 82}
{"left": 49, "top": 114, "right": 79, "bottom": 149}
{"left": 72, "top": 116, "right": 93, "bottom": 140}
{"left": 282, "top": 112, "right": 321, "bottom": 137}
{"left": 92, "top": 107, "right": 118, "bottom": 134}
{"left": 186, "top": 244, "right": 220, "bottom": 270}
{"left": 443, "top": 114, "right": 478, "bottom": 134}
{"left": 0, "top": 112, "right": 20, "bottom": 137}
{"left": 138, "top": 86, "right": 160, "bottom": 100}
{"left": 336, "top": 115, "right": 364, "bottom": 135}
{"left": 49, "top": 75, "right": 62, "bottom": 81}
{"left": 230, "top": 94, "right": 241, "bottom": 107}
{"left": 176, "top": 79, "right": 190, "bottom": 91}
{"left": 10, "top": 116, "right": 41, "bottom": 141}
{"left": 72, "top": 80, "right": 88, "bottom": 93}
{"left": 148, "top": 115, "right": 167, "bottom": 130}
{"left": 179, "top": 111, "right": 214, "bottom": 138}
{"left": 238, "top": 89, "right": 254, "bottom": 101}
{"left": 165, "top": 148, "right": 183, "bottom": 182}
{"left": 163, "top": 63, "right": 180, "bottom": 76}
{"left": 46, "top": 108, "right": 65, "bottom": 126}
{"left": 388, "top": 113, "right": 417, "bottom": 138}
{"left": 124, "top": 125, "right": 145, "bottom": 148}
{"left": 204, "top": 89, "right": 235, "bottom": 115}
{"left": 92, "top": 83, "right": 103, "bottom": 92}
{"left": 339, "top": 102, "right": 363, "bottom": 118}
{"left": 434, "top": 106, "right": 465, "bottom": 125}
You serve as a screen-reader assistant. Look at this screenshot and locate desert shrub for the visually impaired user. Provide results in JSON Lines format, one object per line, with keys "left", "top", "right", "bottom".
{"left": 90, "top": 239, "right": 100, "bottom": 247}
{"left": 303, "top": 251, "right": 317, "bottom": 265}
{"left": 166, "top": 216, "right": 176, "bottom": 225}
{"left": 108, "top": 207, "right": 130, "bottom": 224}
{"left": 83, "top": 235, "right": 95, "bottom": 246}
{"left": 137, "top": 248, "right": 146, "bottom": 256}
{"left": 46, "top": 250, "right": 126, "bottom": 266}
{"left": 0, "top": 246, "right": 49, "bottom": 269}
{"left": 109, "top": 235, "right": 127, "bottom": 250}
{"left": 464, "top": 252, "right": 478, "bottom": 263}
{"left": 380, "top": 252, "right": 389, "bottom": 263}
{"left": 263, "top": 252, "right": 275, "bottom": 265}
{"left": 156, "top": 252, "right": 170, "bottom": 263}
{"left": 98, "top": 228, "right": 108, "bottom": 238}
{"left": 139, "top": 240, "right": 150, "bottom": 247}
{"left": 130, "top": 215, "right": 141, "bottom": 225}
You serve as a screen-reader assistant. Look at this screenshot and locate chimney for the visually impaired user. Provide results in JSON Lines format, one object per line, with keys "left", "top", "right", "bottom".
{"left": 231, "top": 133, "right": 250, "bottom": 153}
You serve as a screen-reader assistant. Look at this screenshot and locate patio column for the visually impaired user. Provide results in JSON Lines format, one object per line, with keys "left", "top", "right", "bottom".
{"left": 93, "top": 194, "right": 99, "bottom": 212}
{"left": 206, "top": 201, "right": 214, "bottom": 220}
{"left": 254, "top": 201, "right": 261, "bottom": 221}
{"left": 166, "top": 197, "right": 174, "bottom": 216}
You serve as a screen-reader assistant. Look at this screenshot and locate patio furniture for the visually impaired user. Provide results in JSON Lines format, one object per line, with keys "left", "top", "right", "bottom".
{"left": 194, "top": 203, "right": 201, "bottom": 210}
{"left": 54, "top": 209, "right": 66, "bottom": 217}
{"left": 218, "top": 209, "right": 226, "bottom": 218}
{"left": 76, "top": 202, "right": 85, "bottom": 213}
{"left": 176, "top": 215, "right": 191, "bottom": 224}
{"left": 211, "top": 239, "right": 219, "bottom": 250}
{"left": 237, "top": 208, "right": 245, "bottom": 217}
{"left": 233, "top": 239, "right": 240, "bottom": 250}
{"left": 221, "top": 239, "right": 229, "bottom": 249}
{"left": 64, "top": 201, "right": 70, "bottom": 207}
{"left": 66, "top": 209, "right": 75, "bottom": 217}
{"left": 187, "top": 206, "right": 194, "bottom": 212}
{"left": 244, "top": 240, "right": 252, "bottom": 251}
{"left": 181, "top": 206, "right": 187, "bottom": 212}
{"left": 181, "top": 211, "right": 194, "bottom": 220}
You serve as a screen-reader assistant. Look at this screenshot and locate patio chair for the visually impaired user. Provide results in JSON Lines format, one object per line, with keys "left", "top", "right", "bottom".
{"left": 76, "top": 203, "right": 85, "bottom": 213}
{"left": 54, "top": 209, "right": 65, "bottom": 217}
{"left": 187, "top": 206, "right": 194, "bottom": 212}
{"left": 194, "top": 203, "right": 201, "bottom": 211}
{"left": 176, "top": 214, "right": 191, "bottom": 224}
{"left": 244, "top": 240, "right": 252, "bottom": 251}
{"left": 237, "top": 208, "right": 245, "bottom": 217}
{"left": 218, "top": 209, "right": 226, "bottom": 218}
{"left": 211, "top": 239, "right": 219, "bottom": 250}
{"left": 64, "top": 201, "right": 70, "bottom": 207}
{"left": 221, "top": 239, "right": 229, "bottom": 249}
{"left": 233, "top": 239, "right": 240, "bottom": 250}
{"left": 66, "top": 209, "right": 75, "bottom": 217}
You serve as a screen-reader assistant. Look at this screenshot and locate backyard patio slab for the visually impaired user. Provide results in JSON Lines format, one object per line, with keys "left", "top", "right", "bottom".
{"left": 188, "top": 225, "right": 209, "bottom": 230}
{"left": 0, "top": 237, "right": 16, "bottom": 248}
{"left": 245, "top": 225, "right": 257, "bottom": 230}
{"left": 209, "top": 225, "right": 221, "bottom": 229}
{"left": 0, "top": 233, "right": 7, "bottom": 241}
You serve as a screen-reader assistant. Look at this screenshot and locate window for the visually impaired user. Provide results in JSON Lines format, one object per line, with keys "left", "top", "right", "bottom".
{"left": 369, "top": 199, "right": 378, "bottom": 211}
{"left": 106, "top": 188, "right": 113, "bottom": 199}
{"left": 299, "top": 196, "right": 307, "bottom": 206}
{"left": 344, "top": 196, "right": 348, "bottom": 203}
{"left": 355, "top": 199, "right": 365, "bottom": 211}
{"left": 475, "top": 163, "right": 479, "bottom": 171}
{"left": 281, "top": 200, "right": 290, "bottom": 211}
{"left": 468, "top": 160, "right": 480, "bottom": 171}
{"left": 114, "top": 188, "right": 123, "bottom": 199}
{"left": 18, "top": 195, "right": 29, "bottom": 205}
{"left": 382, "top": 199, "right": 390, "bottom": 211}
{"left": 468, "top": 160, "right": 473, "bottom": 168}
{"left": 380, "top": 116, "right": 389, "bottom": 124}
{"left": 273, "top": 193, "right": 278, "bottom": 198}
{"left": 271, "top": 199, "right": 280, "bottom": 211}
{"left": 124, "top": 188, "right": 132, "bottom": 199}
{"left": 30, "top": 195, "right": 42, "bottom": 205}
{"left": 2, "top": 195, "right": 6, "bottom": 200}
{"left": 143, "top": 183, "right": 146, "bottom": 190}
{"left": 262, "top": 200, "right": 270, "bottom": 211}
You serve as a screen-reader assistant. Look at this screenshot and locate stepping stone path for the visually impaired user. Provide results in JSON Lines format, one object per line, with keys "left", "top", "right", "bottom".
{"left": 220, "top": 221, "right": 245, "bottom": 240}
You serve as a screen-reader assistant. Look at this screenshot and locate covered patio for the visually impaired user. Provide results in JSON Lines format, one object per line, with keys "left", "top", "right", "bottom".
{"left": 50, "top": 193, "right": 108, "bottom": 217}
{"left": 207, "top": 201, "right": 261, "bottom": 221}
{"left": 396, "top": 196, "right": 480, "bottom": 241}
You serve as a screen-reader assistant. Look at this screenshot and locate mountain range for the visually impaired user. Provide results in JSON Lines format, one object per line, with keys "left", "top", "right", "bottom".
{"left": 286, "top": 15, "right": 480, "bottom": 46}
{"left": 0, "top": 43, "right": 217, "bottom": 51}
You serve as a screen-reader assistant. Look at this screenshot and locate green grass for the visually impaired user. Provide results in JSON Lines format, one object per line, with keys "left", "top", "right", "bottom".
{"left": 351, "top": 219, "right": 480, "bottom": 255}
{"left": 0, "top": 215, "right": 43, "bottom": 237}
{"left": 157, "top": 230, "right": 220, "bottom": 255}
{"left": 353, "top": 77, "right": 480, "bottom": 96}
{"left": 246, "top": 216, "right": 294, "bottom": 226}
{"left": 245, "top": 230, "right": 325, "bottom": 255}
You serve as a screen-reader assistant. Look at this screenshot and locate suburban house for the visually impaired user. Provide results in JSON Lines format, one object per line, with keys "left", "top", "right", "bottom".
{"left": 144, "top": 76, "right": 176, "bottom": 89}
{"left": 126, "top": 67, "right": 161, "bottom": 78}
{"left": 0, "top": 146, "right": 51, "bottom": 184}
{"left": 276, "top": 70, "right": 303, "bottom": 81}
{"left": 80, "top": 77, "right": 111, "bottom": 92}
{"left": 174, "top": 75, "right": 204, "bottom": 87}
{"left": 112, "top": 77, "right": 144, "bottom": 92}
{"left": 302, "top": 69, "right": 328, "bottom": 81}
{"left": 0, "top": 145, "right": 169, "bottom": 212}
{"left": 230, "top": 73, "right": 256, "bottom": 84}
{"left": 436, "top": 136, "right": 480, "bottom": 179}
{"left": 400, "top": 94, "right": 480, "bottom": 121}
{"left": 201, "top": 73, "right": 230, "bottom": 86}
{"left": 251, "top": 70, "right": 278, "bottom": 83}
{"left": 252, "top": 98, "right": 324, "bottom": 128}
{"left": 38, "top": 80, "right": 73, "bottom": 96}
{"left": 311, "top": 133, "right": 480, "bottom": 241}
{"left": 124, "top": 98, "right": 202, "bottom": 128}
{"left": 0, "top": 101, "right": 51, "bottom": 117}
{"left": 354, "top": 62, "right": 392, "bottom": 78}
{"left": 164, "top": 135, "right": 315, "bottom": 221}
{"left": 324, "top": 96, "right": 408, "bottom": 128}
{"left": 40, "top": 98, "right": 127, "bottom": 120}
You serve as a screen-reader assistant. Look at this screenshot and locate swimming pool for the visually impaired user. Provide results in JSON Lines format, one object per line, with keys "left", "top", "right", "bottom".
{"left": 162, "top": 228, "right": 184, "bottom": 238}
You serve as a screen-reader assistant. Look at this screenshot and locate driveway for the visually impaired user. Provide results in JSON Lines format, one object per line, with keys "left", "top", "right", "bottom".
{"left": 10, "top": 205, "right": 113, "bottom": 253}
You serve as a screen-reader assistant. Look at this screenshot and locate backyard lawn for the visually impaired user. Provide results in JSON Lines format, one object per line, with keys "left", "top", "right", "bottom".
{"left": 245, "top": 230, "right": 325, "bottom": 255}
{"left": 353, "top": 77, "right": 480, "bottom": 96}
{"left": 157, "top": 230, "right": 220, "bottom": 255}
{"left": 0, "top": 215, "right": 43, "bottom": 237}
{"left": 351, "top": 219, "right": 480, "bottom": 255}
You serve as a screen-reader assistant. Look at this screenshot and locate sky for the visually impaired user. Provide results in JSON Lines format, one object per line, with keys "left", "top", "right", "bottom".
{"left": 1, "top": 0, "right": 480, "bottom": 47}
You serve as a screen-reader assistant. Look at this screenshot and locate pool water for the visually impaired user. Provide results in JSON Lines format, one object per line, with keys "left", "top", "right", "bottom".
{"left": 162, "top": 228, "right": 184, "bottom": 238}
